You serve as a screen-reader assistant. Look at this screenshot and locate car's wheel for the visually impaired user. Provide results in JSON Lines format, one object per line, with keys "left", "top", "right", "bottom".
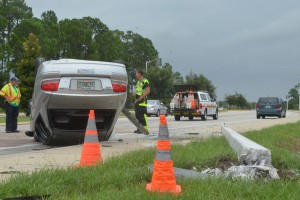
{"left": 147, "top": 114, "right": 151, "bottom": 117}
{"left": 201, "top": 110, "right": 207, "bottom": 121}
{"left": 156, "top": 110, "right": 160, "bottom": 117}
{"left": 213, "top": 110, "right": 218, "bottom": 120}
{"left": 278, "top": 114, "right": 282, "bottom": 118}
{"left": 175, "top": 115, "right": 180, "bottom": 121}
{"left": 256, "top": 115, "right": 260, "bottom": 119}
{"left": 283, "top": 111, "right": 286, "bottom": 118}
{"left": 262, "top": 116, "right": 265, "bottom": 119}
{"left": 35, "top": 116, "right": 52, "bottom": 145}
{"left": 188, "top": 116, "right": 194, "bottom": 120}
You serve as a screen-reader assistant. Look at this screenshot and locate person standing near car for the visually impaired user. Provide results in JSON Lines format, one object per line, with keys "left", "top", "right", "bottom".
{"left": 0, "top": 77, "right": 21, "bottom": 133}
{"left": 134, "top": 70, "right": 150, "bottom": 134}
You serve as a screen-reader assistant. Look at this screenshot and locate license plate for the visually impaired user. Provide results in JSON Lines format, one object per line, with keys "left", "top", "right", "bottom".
{"left": 265, "top": 105, "right": 271, "bottom": 108}
{"left": 77, "top": 80, "right": 95, "bottom": 90}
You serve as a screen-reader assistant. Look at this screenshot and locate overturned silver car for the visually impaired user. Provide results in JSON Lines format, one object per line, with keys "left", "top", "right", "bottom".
{"left": 26, "top": 59, "right": 128, "bottom": 145}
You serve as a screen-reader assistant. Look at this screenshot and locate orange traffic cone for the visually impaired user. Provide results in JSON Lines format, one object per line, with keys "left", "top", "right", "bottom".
{"left": 79, "top": 110, "right": 102, "bottom": 167}
{"left": 146, "top": 115, "right": 181, "bottom": 194}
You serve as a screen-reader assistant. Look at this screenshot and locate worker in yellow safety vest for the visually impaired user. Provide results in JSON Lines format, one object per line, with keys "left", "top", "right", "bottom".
{"left": 0, "top": 77, "right": 21, "bottom": 133}
{"left": 134, "top": 70, "right": 150, "bottom": 134}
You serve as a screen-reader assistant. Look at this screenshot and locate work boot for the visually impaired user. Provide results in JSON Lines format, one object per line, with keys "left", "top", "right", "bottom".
{"left": 25, "top": 131, "right": 34, "bottom": 137}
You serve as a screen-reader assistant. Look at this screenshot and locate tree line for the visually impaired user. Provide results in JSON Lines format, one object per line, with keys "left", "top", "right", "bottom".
{"left": 1, "top": 1, "right": 298, "bottom": 111}
{"left": 0, "top": 0, "right": 217, "bottom": 112}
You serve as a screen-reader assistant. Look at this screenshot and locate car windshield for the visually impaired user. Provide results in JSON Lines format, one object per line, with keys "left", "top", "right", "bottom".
{"left": 147, "top": 100, "right": 155, "bottom": 105}
{"left": 259, "top": 97, "right": 278, "bottom": 104}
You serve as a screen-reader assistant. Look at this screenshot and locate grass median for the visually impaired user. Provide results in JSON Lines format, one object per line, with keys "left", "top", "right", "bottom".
{"left": 0, "top": 122, "right": 299, "bottom": 199}
{"left": 0, "top": 116, "right": 30, "bottom": 123}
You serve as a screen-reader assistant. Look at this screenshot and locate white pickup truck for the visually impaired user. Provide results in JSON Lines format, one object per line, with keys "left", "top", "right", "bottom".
{"left": 170, "top": 91, "right": 218, "bottom": 121}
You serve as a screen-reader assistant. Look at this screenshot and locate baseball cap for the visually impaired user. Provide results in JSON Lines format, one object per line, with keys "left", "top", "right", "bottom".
{"left": 10, "top": 77, "right": 18, "bottom": 82}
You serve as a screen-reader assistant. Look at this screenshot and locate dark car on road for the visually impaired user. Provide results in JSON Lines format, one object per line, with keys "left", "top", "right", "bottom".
{"left": 256, "top": 97, "right": 286, "bottom": 119}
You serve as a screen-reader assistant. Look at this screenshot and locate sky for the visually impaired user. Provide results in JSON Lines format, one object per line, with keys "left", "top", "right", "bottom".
{"left": 25, "top": 0, "right": 300, "bottom": 102}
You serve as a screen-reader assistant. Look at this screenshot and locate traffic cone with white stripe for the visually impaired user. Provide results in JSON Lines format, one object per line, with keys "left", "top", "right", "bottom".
{"left": 79, "top": 110, "right": 102, "bottom": 167}
{"left": 146, "top": 115, "right": 181, "bottom": 194}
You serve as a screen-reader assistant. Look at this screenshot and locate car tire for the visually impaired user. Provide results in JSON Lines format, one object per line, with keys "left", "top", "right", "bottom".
{"left": 188, "top": 116, "right": 194, "bottom": 120}
{"left": 175, "top": 115, "right": 180, "bottom": 121}
{"left": 262, "top": 116, "right": 265, "bottom": 119}
{"left": 256, "top": 115, "right": 260, "bottom": 119}
{"left": 213, "top": 110, "right": 218, "bottom": 120}
{"left": 156, "top": 110, "right": 160, "bottom": 117}
{"left": 201, "top": 110, "right": 207, "bottom": 121}
{"left": 35, "top": 116, "right": 52, "bottom": 145}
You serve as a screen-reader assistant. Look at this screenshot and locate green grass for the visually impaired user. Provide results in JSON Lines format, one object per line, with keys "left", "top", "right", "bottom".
{"left": 0, "top": 122, "right": 300, "bottom": 199}
{"left": 0, "top": 115, "right": 30, "bottom": 123}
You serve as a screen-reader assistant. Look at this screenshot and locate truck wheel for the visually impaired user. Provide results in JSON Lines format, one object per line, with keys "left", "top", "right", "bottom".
{"left": 256, "top": 115, "right": 260, "bottom": 119}
{"left": 201, "top": 110, "right": 207, "bottom": 121}
{"left": 213, "top": 110, "right": 218, "bottom": 120}
{"left": 188, "top": 116, "right": 194, "bottom": 120}
{"left": 175, "top": 115, "right": 180, "bottom": 121}
{"left": 156, "top": 110, "right": 160, "bottom": 117}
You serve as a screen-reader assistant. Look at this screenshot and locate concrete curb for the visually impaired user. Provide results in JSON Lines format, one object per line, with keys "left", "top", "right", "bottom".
{"left": 221, "top": 125, "right": 272, "bottom": 166}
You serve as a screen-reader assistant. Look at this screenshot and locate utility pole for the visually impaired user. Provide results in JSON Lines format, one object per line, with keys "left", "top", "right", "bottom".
{"left": 145, "top": 58, "right": 162, "bottom": 73}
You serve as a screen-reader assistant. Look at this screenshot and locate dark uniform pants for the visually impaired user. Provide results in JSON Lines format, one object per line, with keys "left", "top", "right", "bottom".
{"left": 5, "top": 103, "right": 19, "bottom": 131}
{"left": 135, "top": 104, "right": 148, "bottom": 131}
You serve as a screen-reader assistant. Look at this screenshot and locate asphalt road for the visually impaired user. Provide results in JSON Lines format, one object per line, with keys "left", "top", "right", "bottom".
{"left": 0, "top": 110, "right": 300, "bottom": 181}
{"left": 1, "top": 110, "right": 300, "bottom": 151}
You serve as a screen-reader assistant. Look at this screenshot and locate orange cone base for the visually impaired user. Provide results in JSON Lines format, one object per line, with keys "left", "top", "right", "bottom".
{"left": 146, "top": 183, "right": 181, "bottom": 195}
{"left": 79, "top": 143, "right": 102, "bottom": 167}
{"left": 146, "top": 160, "right": 182, "bottom": 194}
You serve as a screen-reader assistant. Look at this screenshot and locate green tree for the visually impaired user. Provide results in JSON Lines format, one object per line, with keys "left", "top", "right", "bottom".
{"left": 0, "top": 0, "right": 32, "bottom": 79}
{"left": 147, "top": 63, "right": 175, "bottom": 104}
{"left": 185, "top": 71, "right": 217, "bottom": 99}
{"left": 59, "top": 18, "right": 93, "bottom": 59}
{"left": 40, "top": 10, "right": 60, "bottom": 59}
{"left": 15, "top": 33, "right": 41, "bottom": 112}
{"left": 173, "top": 71, "right": 184, "bottom": 85}
{"left": 287, "top": 84, "right": 299, "bottom": 110}
{"left": 9, "top": 18, "right": 43, "bottom": 63}
{"left": 122, "top": 31, "right": 158, "bottom": 70}
{"left": 225, "top": 92, "right": 250, "bottom": 109}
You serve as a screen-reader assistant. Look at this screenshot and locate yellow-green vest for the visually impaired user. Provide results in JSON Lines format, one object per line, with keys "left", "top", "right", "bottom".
{"left": 0, "top": 83, "right": 21, "bottom": 106}
{"left": 136, "top": 79, "right": 149, "bottom": 106}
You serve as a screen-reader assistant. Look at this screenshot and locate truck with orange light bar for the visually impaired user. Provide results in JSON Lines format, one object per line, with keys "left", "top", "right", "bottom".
{"left": 25, "top": 58, "right": 128, "bottom": 145}
{"left": 170, "top": 91, "right": 218, "bottom": 121}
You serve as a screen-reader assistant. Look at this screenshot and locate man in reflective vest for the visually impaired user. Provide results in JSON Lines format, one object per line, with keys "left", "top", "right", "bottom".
{"left": 0, "top": 77, "right": 21, "bottom": 133}
{"left": 134, "top": 70, "right": 150, "bottom": 134}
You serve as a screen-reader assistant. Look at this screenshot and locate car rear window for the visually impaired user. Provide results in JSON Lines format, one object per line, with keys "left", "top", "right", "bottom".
{"left": 258, "top": 97, "right": 278, "bottom": 103}
{"left": 147, "top": 100, "right": 155, "bottom": 105}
